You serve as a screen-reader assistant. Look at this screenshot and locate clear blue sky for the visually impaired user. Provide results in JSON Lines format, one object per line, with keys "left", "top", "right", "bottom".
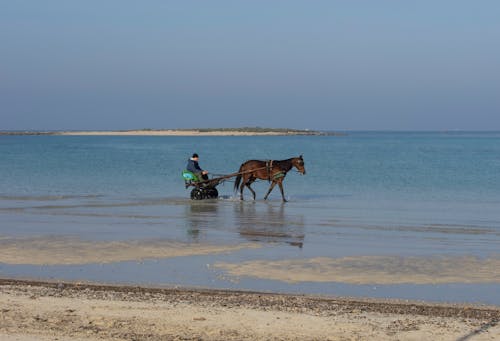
{"left": 1, "top": 1, "right": 499, "bottom": 131}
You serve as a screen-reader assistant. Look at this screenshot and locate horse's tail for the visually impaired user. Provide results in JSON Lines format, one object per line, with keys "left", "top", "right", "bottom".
{"left": 234, "top": 165, "right": 243, "bottom": 192}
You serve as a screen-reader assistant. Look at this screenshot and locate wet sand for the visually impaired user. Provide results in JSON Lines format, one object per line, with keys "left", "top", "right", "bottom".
{"left": 0, "top": 236, "right": 260, "bottom": 265}
{"left": 1, "top": 278, "right": 499, "bottom": 340}
{"left": 215, "top": 255, "right": 500, "bottom": 285}
{"left": 2, "top": 236, "right": 498, "bottom": 285}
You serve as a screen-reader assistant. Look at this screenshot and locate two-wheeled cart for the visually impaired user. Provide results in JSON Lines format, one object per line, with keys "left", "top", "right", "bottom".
{"left": 182, "top": 167, "right": 268, "bottom": 200}
{"left": 182, "top": 170, "right": 240, "bottom": 200}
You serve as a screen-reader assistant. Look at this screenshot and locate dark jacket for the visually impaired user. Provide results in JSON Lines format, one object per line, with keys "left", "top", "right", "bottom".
{"left": 186, "top": 158, "right": 203, "bottom": 173}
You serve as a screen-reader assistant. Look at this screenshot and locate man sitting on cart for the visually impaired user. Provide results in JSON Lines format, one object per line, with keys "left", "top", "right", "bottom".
{"left": 186, "top": 153, "right": 209, "bottom": 182}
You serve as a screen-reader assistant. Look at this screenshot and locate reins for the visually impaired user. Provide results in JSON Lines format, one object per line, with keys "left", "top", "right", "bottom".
{"left": 200, "top": 166, "right": 268, "bottom": 184}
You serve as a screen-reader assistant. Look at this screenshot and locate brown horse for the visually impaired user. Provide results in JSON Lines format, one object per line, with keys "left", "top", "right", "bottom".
{"left": 234, "top": 156, "right": 306, "bottom": 202}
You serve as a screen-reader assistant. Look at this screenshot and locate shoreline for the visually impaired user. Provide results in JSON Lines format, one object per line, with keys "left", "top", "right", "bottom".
{"left": 0, "top": 129, "right": 337, "bottom": 136}
{"left": 1, "top": 278, "right": 499, "bottom": 317}
{"left": 1, "top": 278, "right": 499, "bottom": 340}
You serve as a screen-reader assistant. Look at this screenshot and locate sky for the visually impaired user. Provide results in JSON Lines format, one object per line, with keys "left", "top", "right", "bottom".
{"left": 1, "top": 1, "right": 499, "bottom": 131}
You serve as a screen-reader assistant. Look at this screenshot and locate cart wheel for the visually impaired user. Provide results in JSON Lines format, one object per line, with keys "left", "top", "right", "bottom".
{"left": 207, "top": 188, "right": 218, "bottom": 199}
{"left": 190, "top": 188, "right": 205, "bottom": 200}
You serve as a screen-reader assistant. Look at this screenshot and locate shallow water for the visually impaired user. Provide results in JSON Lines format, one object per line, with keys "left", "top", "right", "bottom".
{"left": 1, "top": 133, "right": 499, "bottom": 304}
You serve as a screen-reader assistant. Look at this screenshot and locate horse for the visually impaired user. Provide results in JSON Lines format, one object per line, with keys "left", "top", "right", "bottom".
{"left": 234, "top": 155, "right": 306, "bottom": 202}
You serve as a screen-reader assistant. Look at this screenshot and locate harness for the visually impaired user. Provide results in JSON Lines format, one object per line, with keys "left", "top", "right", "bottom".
{"left": 266, "top": 160, "right": 285, "bottom": 182}
{"left": 266, "top": 160, "right": 273, "bottom": 181}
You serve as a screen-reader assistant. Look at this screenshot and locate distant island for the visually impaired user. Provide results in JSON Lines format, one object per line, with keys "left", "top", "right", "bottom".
{"left": 1, "top": 127, "right": 344, "bottom": 136}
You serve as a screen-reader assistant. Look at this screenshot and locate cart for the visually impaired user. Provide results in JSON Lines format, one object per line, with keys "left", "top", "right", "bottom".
{"left": 182, "top": 170, "right": 239, "bottom": 200}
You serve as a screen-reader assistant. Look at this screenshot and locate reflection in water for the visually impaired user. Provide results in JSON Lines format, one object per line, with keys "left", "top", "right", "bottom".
{"left": 183, "top": 200, "right": 305, "bottom": 247}
{"left": 185, "top": 201, "right": 219, "bottom": 241}
{"left": 235, "top": 202, "right": 305, "bottom": 248}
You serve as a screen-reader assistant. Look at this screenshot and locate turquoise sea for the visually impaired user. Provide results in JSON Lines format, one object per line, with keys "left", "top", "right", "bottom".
{"left": 1, "top": 132, "right": 499, "bottom": 305}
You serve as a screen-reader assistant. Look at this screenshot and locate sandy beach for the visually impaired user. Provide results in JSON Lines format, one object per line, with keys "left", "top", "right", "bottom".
{"left": 1, "top": 279, "right": 499, "bottom": 341}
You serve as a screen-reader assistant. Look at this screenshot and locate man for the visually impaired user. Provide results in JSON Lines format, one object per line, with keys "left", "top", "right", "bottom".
{"left": 186, "top": 153, "right": 208, "bottom": 181}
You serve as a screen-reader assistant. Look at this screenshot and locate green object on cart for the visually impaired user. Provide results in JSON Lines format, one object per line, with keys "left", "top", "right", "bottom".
{"left": 182, "top": 170, "right": 200, "bottom": 182}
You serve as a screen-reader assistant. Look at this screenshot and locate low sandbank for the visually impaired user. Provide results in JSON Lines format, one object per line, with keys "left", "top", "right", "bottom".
{"left": 1, "top": 129, "right": 337, "bottom": 136}
{"left": 1, "top": 278, "right": 499, "bottom": 340}
{"left": 58, "top": 130, "right": 318, "bottom": 136}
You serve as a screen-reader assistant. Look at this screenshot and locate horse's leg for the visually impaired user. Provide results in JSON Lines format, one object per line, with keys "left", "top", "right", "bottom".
{"left": 278, "top": 180, "right": 287, "bottom": 202}
{"left": 263, "top": 181, "right": 277, "bottom": 200}
{"left": 239, "top": 175, "right": 247, "bottom": 200}
{"left": 246, "top": 178, "right": 257, "bottom": 200}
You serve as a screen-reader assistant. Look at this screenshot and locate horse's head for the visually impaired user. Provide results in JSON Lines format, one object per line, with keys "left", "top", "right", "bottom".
{"left": 292, "top": 155, "right": 306, "bottom": 175}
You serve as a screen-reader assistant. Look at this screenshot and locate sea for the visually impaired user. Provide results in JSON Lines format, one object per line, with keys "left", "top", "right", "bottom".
{"left": 1, "top": 132, "right": 499, "bottom": 305}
